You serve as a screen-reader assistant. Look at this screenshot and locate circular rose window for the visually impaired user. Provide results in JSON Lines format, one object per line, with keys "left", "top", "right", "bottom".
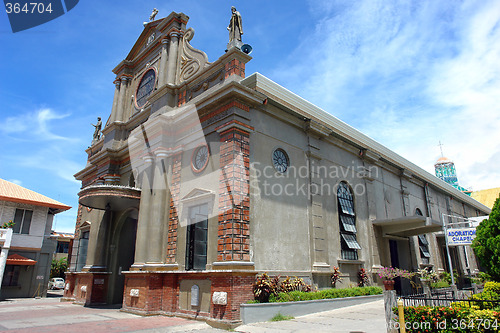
{"left": 192, "top": 145, "right": 209, "bottom": 172}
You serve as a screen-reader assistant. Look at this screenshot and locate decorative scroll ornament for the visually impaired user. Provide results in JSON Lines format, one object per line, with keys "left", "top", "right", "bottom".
{"left": 179, "top": 28, "right": 211, "bottom": 83}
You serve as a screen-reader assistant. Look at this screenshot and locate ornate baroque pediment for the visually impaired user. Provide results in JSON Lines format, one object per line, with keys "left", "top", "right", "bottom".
{"left": 178, "top": 28, "right": 211, "bottom": 84}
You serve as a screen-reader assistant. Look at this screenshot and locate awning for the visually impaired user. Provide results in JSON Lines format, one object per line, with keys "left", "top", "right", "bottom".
{"left": 6, "top": 254, "right": 37, "bottom": 266}
{"left": 372, "top": 216, "right": 442, "bottom": 237}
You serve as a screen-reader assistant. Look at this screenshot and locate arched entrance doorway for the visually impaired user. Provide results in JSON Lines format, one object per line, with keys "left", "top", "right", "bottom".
{"left": 108, "top": 210, "right": 138, "bottom": 304}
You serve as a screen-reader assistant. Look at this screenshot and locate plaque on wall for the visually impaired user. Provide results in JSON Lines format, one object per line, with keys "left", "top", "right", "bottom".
{"left": 135, "top": 68, "right": 157, "bottom": 108}
{"left": 191, "top": 284, "right": 200, "bottom": 307}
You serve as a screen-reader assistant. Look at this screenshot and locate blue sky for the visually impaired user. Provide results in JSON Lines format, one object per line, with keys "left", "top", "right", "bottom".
{"left": 1, "top": 0, "right": 499, "bottom": 232}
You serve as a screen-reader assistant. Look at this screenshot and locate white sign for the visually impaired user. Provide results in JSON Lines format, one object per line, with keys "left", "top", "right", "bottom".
{"left": 36, "top": 275, "right": 44, "bottom": 280}
{"left": 212, "top": 291, "right": 227, "bottom": 305}
{"left": 447, "top": 228, "right": 476, "bottom": 246}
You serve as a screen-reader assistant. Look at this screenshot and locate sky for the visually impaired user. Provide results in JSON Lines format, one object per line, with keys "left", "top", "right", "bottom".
{"left": 1, "top": 0, "right": 499, "bottom": 233}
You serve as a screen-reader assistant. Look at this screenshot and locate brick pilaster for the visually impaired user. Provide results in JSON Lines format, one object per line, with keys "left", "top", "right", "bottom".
{"left": 224, "top": 59, "right": 246, "bottom": 79}
{"left": 217, "top": 128, "right": 251, "bottom": 261}
{"left": 166, "top": 152, "right": 182, "bottom": 263}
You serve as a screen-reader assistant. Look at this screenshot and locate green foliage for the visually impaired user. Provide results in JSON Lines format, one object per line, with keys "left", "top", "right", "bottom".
{"left": 273, "top": 286, "right": 383, "bottom": 302}
{"left": 50, "top": 257, "right": 68, "bottom": 279}
{"left": 484, "top": 281, "right": 500, "bottom": 295}
{"left": 430, "top": 280, "right": 450, "bottom": 289}
{"left": 472, "top": 196, "right": 500, "bottom": 282}
{"left": 477, "top": 272, "right": 492, "bottom": 284}
{"left": 270, "top": 313, "right": 294, "bottom": 321}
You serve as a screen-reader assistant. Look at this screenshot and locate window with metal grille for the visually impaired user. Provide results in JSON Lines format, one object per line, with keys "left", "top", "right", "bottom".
{"left": 12, "top": 209, "right": 33, "bottom": 234}
{"left": 337, "top": 182, "right": 360, "bottom": 260}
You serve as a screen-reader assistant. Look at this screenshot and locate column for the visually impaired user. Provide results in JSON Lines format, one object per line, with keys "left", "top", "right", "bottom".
{"left": 166, "top": 32, "right": 180, "bottom": 85}
{"left": 132, "top": 155, "right": 154, "bottom": 267}
{"left": 157, "top": 39, "right": 169, "bottom": 87}
{"left": 115, "top": 76, "right": 129, "bottom": 122}
{"left": 146, "top": 151, "right": 169, "bottom": 265}
{"left": 88, "top": 204, "right": 111, "bottom": 271}
{"left": 109, "top": 80, "right": 120, "bottom": 123}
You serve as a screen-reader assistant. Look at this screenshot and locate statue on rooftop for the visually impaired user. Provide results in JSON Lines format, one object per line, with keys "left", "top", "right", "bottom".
{"left": 227, "top": 6, "right": 243, "bottom": 47}
{"left": 91, "top": 117, "right": 102, "bottom": 144}
{"left": 150, "top": 8, "right": 159, "bottom": 21}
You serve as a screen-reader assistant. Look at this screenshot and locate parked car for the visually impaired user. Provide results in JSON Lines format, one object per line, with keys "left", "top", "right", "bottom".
{"left": 48, "top": 277, "right": 65, "bottom": 290}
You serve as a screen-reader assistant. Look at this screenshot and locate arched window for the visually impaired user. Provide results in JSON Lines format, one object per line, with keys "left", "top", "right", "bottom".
{"left": 337, "top": 182, "right": 360, "bottom": 260}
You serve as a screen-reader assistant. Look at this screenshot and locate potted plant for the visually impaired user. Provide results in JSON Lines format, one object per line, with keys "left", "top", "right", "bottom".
{"left": 416, "top": 268, "right": 439, "bottom": 286}
{"left": 331, "top": 266, "right": 343, "bottom": 288}
{"left": 376, "top": 266, "right": 413, "bottom": 290}
{"left": 1, "top": 220, "right": 14, "bottom": 229}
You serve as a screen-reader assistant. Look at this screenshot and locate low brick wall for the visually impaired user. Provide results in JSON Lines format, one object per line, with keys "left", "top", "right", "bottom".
{"left": 240, "top": 294, "right": 383, "bottom": 324}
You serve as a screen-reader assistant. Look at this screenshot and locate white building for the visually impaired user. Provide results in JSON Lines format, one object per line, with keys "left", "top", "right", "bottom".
{"left": 0, "top": 179, "right": 70, "bottom": 299}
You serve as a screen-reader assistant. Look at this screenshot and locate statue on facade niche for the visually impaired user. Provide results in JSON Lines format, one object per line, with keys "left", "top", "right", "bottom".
{"left": 150, "top": 8, "right": 159, "bottom": 21}
{"left": 91, "top": 117, "right": 102, "bottom": 144}
{"left": 227, "top": 6, "right": 243, "bottom": 48}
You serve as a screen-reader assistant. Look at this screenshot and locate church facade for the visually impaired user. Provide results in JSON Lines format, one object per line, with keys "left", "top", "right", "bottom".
{"left": 64, "top": 12, "right": 490, "bottom": 323}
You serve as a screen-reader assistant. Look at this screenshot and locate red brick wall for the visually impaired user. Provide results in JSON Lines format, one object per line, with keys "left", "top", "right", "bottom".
{"left": 218, "top": 128, "right": 251, "bottom": 261}
{"left": 122, "top": 272, "right": 255, "bottom": 323}
{"left": 65, "top": 273, "right": 108, "bottom": 305}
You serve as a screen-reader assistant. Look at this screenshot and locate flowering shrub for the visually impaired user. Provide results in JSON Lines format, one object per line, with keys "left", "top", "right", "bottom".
{"left": 358, "top": 268, "right": 370, "bottom": 287}
{"left": 280, "top": 276, "right": 312, "bottom": 293}
{"left": 376, "top": 266, "right": 413, "bottom": 280}
{"left": 395, "top": 305, "right": 500, "bottom": 333}
{"left": 331, "top": 266, "right": 342, "bottom": 288}
{"left": 253, "top": 273, "right": 280, "bottom": 302}
{"left": 253, "top": 273, "right": 312, "bottom": 302}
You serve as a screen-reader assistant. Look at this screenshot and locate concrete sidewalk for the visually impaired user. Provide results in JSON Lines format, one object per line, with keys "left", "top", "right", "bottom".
{"left": 0, "top": 296, "right": 223, "bottom": 333}
{"left": 235, "top": 299, "right": 387, "bottom": 333}
{"left": 0, "top": 294, "right": 387, "bottom": 332}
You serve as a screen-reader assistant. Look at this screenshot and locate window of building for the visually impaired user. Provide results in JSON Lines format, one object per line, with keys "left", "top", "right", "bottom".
{"left": 12, "top": 209, "right": 33, "bottom": 234}
{"left": 76, "top": 230, "right": 89, "bottom": 271}
{"left": 56, "top": 241, "right": 70, "bottom": 254}
{"left": 2, "top": 265, "right": 20, "bottom": 286}
{"left": 415, "top": 208, "right": 430, "bottom": 264}
{"left": 337, "top": 182, "right": 360, "bottom": 260}
{"left": 418, "top": 235, "right": 431, "bottom": 264}
{"left": 272, "top": 148, "right": 289, "bottom": 173}
{"left": 185, "top": 204, "right": 208, "bottom": 270}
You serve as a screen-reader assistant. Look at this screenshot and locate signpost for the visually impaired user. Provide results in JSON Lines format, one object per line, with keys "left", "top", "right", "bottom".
{"left": 441, "top": 214, "right": 487, "bottom": 288}
{"left": 447, "top": 228, "right": 476, "bottom": 246}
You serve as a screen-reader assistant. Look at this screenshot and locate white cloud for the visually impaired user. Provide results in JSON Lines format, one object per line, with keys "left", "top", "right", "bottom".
{"left": 7, "top": 179, "right": 23, "bottom": 186}
{"left": 0, "top": 108, "right": 75, "bottom": 142}
{"left": 272, "top": 0, "right": 500, "bottom": 191}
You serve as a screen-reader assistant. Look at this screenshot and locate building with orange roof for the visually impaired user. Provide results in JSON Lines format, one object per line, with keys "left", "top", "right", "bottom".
{"left": 0, "top": 178, "right": 71, "bottom": 299}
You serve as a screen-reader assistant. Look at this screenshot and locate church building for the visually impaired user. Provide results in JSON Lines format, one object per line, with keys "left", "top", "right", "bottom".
{"left": 64, "top": 11, "right": 490, "bottom": 324}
